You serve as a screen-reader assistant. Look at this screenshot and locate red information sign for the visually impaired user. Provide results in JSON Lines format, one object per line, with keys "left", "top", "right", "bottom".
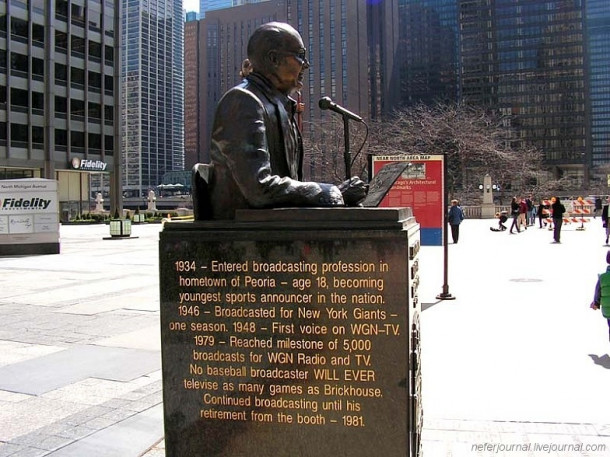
{"left": 371, "top": 154, "right": 444, "bottom": 245}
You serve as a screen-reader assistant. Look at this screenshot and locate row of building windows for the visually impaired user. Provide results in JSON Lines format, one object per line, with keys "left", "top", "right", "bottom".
{"left": 55, "top": 63, "right": 114, "bottom": 94}
{"left": 56, "top": 0, "right": 115, "bottom": 37}
{"left": 0, "top": 122, "right": 113, "bottom": 154}
{"left": 55, "top": 30, "right": 114, "bottom": 64}
{"left": 0, "top": 85, "right": 114, "bottom": 122}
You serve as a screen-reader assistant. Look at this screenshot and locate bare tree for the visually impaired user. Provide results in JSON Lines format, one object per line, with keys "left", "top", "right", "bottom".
{"left": 302, "top": 117, "right": 369, "bottom": 183}
{"left": 366, "top": 102, "right": 548, "bottom": 199}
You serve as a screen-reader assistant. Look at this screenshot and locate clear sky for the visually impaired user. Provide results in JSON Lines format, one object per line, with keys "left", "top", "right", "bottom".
{"left": 184, "top": 0, "right": 199, "bottom": 12}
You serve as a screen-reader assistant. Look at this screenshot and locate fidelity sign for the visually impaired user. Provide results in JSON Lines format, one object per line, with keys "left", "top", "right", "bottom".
{"left": 1, "top": 197, "right": 52, "bottom": 210}
{"left": 0, "top": 180, "right": 58, "bottom": 214}
{"left": 71, "top": 157, "right": 108, "bottom": 172}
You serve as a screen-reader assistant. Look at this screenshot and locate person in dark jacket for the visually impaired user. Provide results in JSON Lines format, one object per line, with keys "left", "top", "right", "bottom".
{"left": 602, "top": 197, "right": 610, "bottom": 244}
{"left": 551, "top": 196, "right": 566, "bottom": 243}
{"left": 509, "top": 197, "right": 521, "bottom": 234}
{"left": 590, "top": 250, "right": 610, "bottom": 342}
{"left": 447, "top": 199, "right": 465, "bottom": 243}
{"left": 196, "top": 22, "right": 366, "bottom": 220}
{"left": 538, "top": 200, "right": 549, "bottom": 228}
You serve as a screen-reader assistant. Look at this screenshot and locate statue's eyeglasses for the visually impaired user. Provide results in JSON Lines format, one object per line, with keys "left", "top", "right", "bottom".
{"left": 279, "top": 48, "right": 308, "bottom": 65}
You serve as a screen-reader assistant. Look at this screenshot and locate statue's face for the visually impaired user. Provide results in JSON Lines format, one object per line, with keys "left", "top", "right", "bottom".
{"left": 271, "top": 31, "right": 310, "bottom": 95}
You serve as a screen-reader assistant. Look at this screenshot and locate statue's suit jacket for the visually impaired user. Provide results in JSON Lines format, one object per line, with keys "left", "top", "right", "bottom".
{"left": 208, "top": 73, "right": 339, "bottom": 219}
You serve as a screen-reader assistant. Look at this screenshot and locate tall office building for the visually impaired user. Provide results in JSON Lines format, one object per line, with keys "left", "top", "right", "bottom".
{"left": 0, "top": 0, "right": 122, "bottom": 217}
{"left": 367, "top": 0, "right": 401, "bottom": 117}
{"left": 398, "top": 0, "right": 459, "bottom": 106}
{"left": 199, "top": 0, "right": 266, "bottom": 18}
{"left": 586, "top": 0, "right": 610, "bottom": 169}
{"left": 461, "top": 0, "right": 587, "bottom": 182}
{"left": 122, "top": 0, "right": 184, "bottom": 197}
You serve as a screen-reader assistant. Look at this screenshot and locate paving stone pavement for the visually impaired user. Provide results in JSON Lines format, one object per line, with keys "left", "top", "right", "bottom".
{"left": 0, "top": 224, "right": 164, "bottom": 457}
{"left": 0, "top": 218, "right": 609, "bottom": 456}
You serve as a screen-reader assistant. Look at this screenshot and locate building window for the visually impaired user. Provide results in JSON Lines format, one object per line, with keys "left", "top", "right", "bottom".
{"left": 10, "top": 17, "right": 28, "bottom": 43}
{"left": 88, "top": 101, "right": 101, "bottom": 120}
{"left": 10, "top": 88, "right": 29, "bottom": 112}
{"left": 10, "top": 52, "right": 28, "bottom": 77}
{"left": 104, "top": 75, "right": 113, "bottom": 95}
{"left": 104, "top": 134, "right": 114, "bottom": 155}
{"left": 71, "top": 35, "right": 85, "bottom": 57}
{"left": 32, "top": 58, "right": 44, "bottom": 81}
{"left": 89, "top": 41, "right": 102, "bottom": 62}
{"left": 56, "top": 31, "right": 68, "bottom": 51}
{"left": 71, "top": 67, "right": 85, "bottom": 89}
{"left": 71, "top": 131, "right": 85, "bottom": 152}
{"left": 0, "top": 15, "right": 6, "bottom": 37}
{"left": 89, "top": 133, "right": 101, "bottom": 152}
{"left": 88, "top": 71, "right": 102, "bottom": 91}
{"left": 104, "top": 45, "right": 114, "bottom": 64}
{"left": 32, "top": 91, "right": 44, "bottom": 115}
{"left": 56, "top": 0, "right": 69, "bottom": 18}
{"left": 70, "top": 99, "right": 85, "bottom": 119}
{"left": 104, "top": 104, "right": 113, "bottom": 125}
{"left": 32, "top": 126, "right": 44, "bottom": 149}
{"left": 55, "top": 96, "right": 67, "bottom": 118}
{"left": 32, "top": 23, "right": 44, "bottom": 46}
{"left": 55, "top": 63, "right": 67, "bottom": 84}
{"left": 10, "top": 123, "right": 28, "bottom": 147}
{"left": 55, "top": 128, "right": 68, "bottom": 151}
{"left": 0, "top": 122, "right": 6, "bottom": 146}
{"left": 71, "top": 3, "right": 86, "bottom": 26}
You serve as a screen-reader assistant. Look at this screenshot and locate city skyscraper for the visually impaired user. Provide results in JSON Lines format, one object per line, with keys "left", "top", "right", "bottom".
{"left": 461, "top": 0, "right": 587, "bottom": 183}
{"left": 0, "top": 0, "right": 122, "bottom": 216}
{"left": 585, "top": 0, "right": 610, "bottom": 170}
{"left": 199, "top": 0, "right": 267, "bottom": 18}
{"left": 400, "top": 0, "right": 593, "bottom": 185}
{"left": 122, "top": 0, "right": 184, "bottom": 197}
{"left": 398, "top": 0, "right": 459, "bottom": 105}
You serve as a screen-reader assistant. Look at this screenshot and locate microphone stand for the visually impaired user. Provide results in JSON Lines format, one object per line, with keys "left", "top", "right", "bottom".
{"left": 343, "top": 114, "right": 351, "bottom": 180}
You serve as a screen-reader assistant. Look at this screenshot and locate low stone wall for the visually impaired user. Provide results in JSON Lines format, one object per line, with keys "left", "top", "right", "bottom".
{"left": 460, "top": 204, "right": 594, "bottom": 219}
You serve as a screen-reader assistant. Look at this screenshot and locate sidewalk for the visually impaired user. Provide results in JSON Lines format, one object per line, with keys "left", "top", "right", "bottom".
{"left": 0, "top": 218, "right": 608, "bottom": 456}
{"left": 0, "top": 223, "right": 164, "bottom": 457}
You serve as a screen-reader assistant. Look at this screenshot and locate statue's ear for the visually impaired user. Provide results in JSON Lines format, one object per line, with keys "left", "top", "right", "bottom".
{"left": 267, "top": 50, "right": 279, "bottom": 66}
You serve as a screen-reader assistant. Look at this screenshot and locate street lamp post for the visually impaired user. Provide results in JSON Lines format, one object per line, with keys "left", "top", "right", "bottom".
{"left": 437, "top": 154, "right": 455, "bottom": 301}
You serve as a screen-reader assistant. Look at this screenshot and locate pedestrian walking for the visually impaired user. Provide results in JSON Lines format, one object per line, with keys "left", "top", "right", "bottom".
{"left": 447, "top": 199, "right": 465, "bottom": 244}
{"left": 594, "top": 196, "right": 602, "bottom": 219}
{"left": 538, "top": 200, "right": 548, "bottom": 228}
{"left": 526, "top": 196, "right": 535, "bottom": 225}
{"left": 590, "top": 251, "right": 610, "bottom": 342}
{"left": 602, "top": 197, "right": 610, "bottom": 244}
{"left": 509, "top": 197, "right": 521, "bottom": 234}
{"left": 518, "top": 196, "right": 528, "bottom": 230}
{"left": 551, "top": 196, "right": 566, "bottom": 243}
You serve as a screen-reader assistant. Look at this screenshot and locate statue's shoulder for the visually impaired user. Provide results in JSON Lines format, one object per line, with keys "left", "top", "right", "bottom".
{"left": 218, "top": 81, "right": 264, "bottom": 107}
{"left": 215, "top": 81, "right": 269, "bottom": 122}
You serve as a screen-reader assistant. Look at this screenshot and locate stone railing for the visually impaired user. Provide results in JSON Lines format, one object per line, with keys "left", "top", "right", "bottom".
{"left": 459, "top": 204, "right": 594, "bottom": 219}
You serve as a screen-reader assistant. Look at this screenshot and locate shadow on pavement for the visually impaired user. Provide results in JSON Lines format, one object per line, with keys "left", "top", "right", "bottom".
{"left": 588, "top": 353, "right": 610, "bottom": 369}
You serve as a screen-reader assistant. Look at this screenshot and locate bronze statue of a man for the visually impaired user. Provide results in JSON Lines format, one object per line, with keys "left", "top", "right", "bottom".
{"left": 194, "top": 22, "right": 366, "bottom": 220}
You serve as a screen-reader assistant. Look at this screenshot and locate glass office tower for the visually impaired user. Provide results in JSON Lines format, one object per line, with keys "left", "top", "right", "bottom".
{"left": 122, "top": 0, "right": 184, "bottom": 197}
{"left": 399, "top": 0, "right": 459, "bottom": 105}
{"left": 460, "top": 0, "right": 587, "bottom": 182}
{"left": 586, "top": 0, "right": 610, "bottom": 168}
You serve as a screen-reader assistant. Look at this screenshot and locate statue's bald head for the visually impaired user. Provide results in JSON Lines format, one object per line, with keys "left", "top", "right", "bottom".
{"left": 247, "top": 22, "right": 302, "bottom": 74}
